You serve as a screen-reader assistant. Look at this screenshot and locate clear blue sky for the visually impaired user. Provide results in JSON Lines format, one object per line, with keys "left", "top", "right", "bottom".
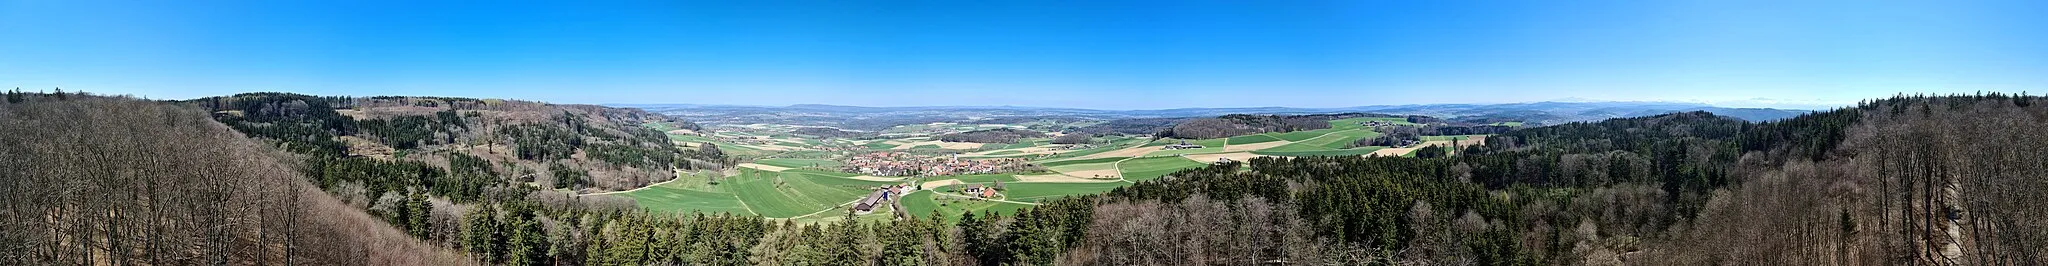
{"left": 3, "top": 0, "right": 2045, "bottom": 109}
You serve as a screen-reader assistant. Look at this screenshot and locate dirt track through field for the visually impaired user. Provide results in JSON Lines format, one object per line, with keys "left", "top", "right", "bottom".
{"left": 841, "top": 175, "right": 907, "bottom": 182}
{"left": 1450, "top": 135, "right": 1488, "bottom": 148}
{"left": 1223, "top": 140, "right": 1291, "bottom": 152}
{"left": 737, "top": 163, "right": 793, "bottom": 172}
{"left": 1368, "top": 140, "right": 1454, "bottom": 157}
{"left": 1016, "top": 174, "right": 1120, "bottom": 183}
{"left": 1181, "top": 152, "right": 1269, "bottom": 163}
{"left": 921, "top": 179, "right": 963, "bottom": 189}
{"left": 1076, "top": 145, "right": 1163, "bottom": 160}
{"left": 966, "top": 147, "right": 1059, "bottom": 156}
{"left": 894, "top": 140, "right": 986, "bottom": 150}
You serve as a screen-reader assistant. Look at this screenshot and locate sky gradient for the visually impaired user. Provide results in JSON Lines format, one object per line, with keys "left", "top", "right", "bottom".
{"left": 3, "top": 0, "right": 2045, "bottom": 110}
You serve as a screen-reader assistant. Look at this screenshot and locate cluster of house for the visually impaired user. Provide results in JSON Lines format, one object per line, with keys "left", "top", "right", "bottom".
{"left": 958, "top": 180, "right": 1004, "bottom": 199}
{"left": 840, "top": 152, "right": 1032, "bottom": 176}
{"left": 1163, "top": 140, "right": 1206, "bottom": 150}
{"left": 1360, "top": 120, "right": 1399, "bottom": 127}
{"left": 850, "top": 180, "right": 1007, "bottom": 215}
{"left": 1391, "top": 139, "right": 1422, "bottom": 148}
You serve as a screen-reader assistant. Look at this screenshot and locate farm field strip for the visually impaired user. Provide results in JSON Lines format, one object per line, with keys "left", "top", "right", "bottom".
{"left": 899, "top": 190, "right": 1033, "bottom": 222}
{"left": 1181, "top": 152, "right": 1269, "bottom": 164}
{"left": 1225, "top": 134, "right": 1283, "bottom": 145}
{"left": 630, "top": 168, "right": 896, "bottom": 218}
{"left": 1368, "top": 140, "right": 1456, "bottom": 157}
{"left": 1223, "top": 140, "right": 1292, "bottom": 152}
{"left": 1256, "top": 128, "right": 1380, "bottom": 153}
{"left": 1116, "top": 156, "right": 1208, "bottom": 182}
{"left": 1000, "top": 182, "right": 1131, "bottom": 202}
{"left": 754, "top": 158, "right": 843, "bottom": 169}
{"left": 1253, "top": 146, "right": 1387, "bottom": 156}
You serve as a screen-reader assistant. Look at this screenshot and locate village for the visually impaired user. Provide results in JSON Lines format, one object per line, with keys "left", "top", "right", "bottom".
{"left": 840, "top": 151, "right": 1035, "bottom": 176}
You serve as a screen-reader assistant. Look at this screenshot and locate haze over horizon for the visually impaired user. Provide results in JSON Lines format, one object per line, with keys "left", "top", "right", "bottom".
{"left": 5, "top": 1, "right": 2045, "bottom": 109}
{"left": 608, "top": 96, "right": 1848, "bottom": 111}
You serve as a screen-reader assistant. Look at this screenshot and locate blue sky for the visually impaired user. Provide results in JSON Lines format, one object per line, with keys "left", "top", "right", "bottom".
{"left": 3, "top": 0, "right": 2045, "bottom": 109}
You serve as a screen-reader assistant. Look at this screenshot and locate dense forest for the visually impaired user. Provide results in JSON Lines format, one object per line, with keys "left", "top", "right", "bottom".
{"left": 0, "top": 93, "right": 467, "bottom": 264}
{"left": 189, "top": 92, "right": 723, "bottom": 192}
{"left": 1065, "top": 117, "right": 1191, "bottom": 136}
{"left": 1049, "top": 133, "right": 1095, "bottom": 144}
{"left": 7, "top": 91, "right": 2044, "bottom": 265}
{"left": 792, "top": 127, "right": 871, "bottom": 139}
{"left": 937, "top": 128, "right": 1048, "bottom": 144}
{"left": 1159, "top": 113, "right": 1390, "bottom": 139}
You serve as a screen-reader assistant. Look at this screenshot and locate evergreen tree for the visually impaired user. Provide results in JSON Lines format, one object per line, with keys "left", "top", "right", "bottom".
{"left": 505, "top": 209, "right": 550, "bottom": 266}
{"left": 878, "top": 220, "right": 926, "bottom": 266}
{"left": 407, "top": 192, "right": 433, "bottom": 238}
{"left": 464, "top": 206, "right": 506, "bottom": 263}
{"left": 827, "top": 215, "right": 870, "bottom": 265}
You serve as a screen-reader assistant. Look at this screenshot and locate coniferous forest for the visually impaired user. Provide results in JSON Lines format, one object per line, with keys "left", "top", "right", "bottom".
{"left": 4, "top": 91, "right": 2047, "bottom": 265}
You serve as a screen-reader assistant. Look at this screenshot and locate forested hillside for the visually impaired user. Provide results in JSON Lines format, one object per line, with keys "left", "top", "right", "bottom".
{"left": 0, "top": 93, "right": 467, "bottom": 264}
{"left": 188, "top": 93, "right": 724, "bottom": 193}
{"left": 1159, "top": 113, "right": 1386, "bottom": 139}
{"left": 937, "top": 128, "right": 1048, "bottom": 143}
{"left": 1077, "top": 94, "right": 2047, "bottom": 264}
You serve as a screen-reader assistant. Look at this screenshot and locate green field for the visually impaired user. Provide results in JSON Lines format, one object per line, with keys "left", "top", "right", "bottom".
{"left": 1257, "top": 129, "right": 1381, "bottom": 153}
{"left": 862, "top": 141, "right": 901, "bottom": 150}
{"left": 1225, "top": 134, "right": 1283, "bottom": 145}
{"left": 755, "top": 158, "right": 843, "bottom": 169}
{"left": 1117, "top": 156, "right": 1208, "bottom": 182}
{"left": 616, "top": 171, "right": 751, "bottom": 215}
{"left": 1041, "top": 157, "right": 1125, "bottom": 177}
{"left": 1253, "top": 146, "right": 1386, "bottom": 156}
{"left": 1034, "top": 138, "right": 1146, "bottom": 160}
{"left": 1045, "top": 163, "right": 1120, "bottom": 177}
{"left": 661, "top": 131, "right": 778, "bottom": 159}
{"left": 1001, "top": 139, "right": 1050, "bottom": 149}
{"left": 899, "top": 190, "right": 1033, "bottom": 222}
{"left": 1141, "top": 138, "right": 1227, "bottom": 156}
{"left": 1144, "top": 137, "right": 1225, "bottom": 147}
{"left": 1038, "top": 157, "right": 1126, "bottom": 167}
{"left": 1145, "top": 146, "right": 1223, "bottom": 156}
{"left": 1258, "top": 117, "right": 1416, "bottom": 143}
{"left": 721, "top": 168, "right": 895, "bottom": 218}
{"left": 1002, "top": 182, "right": 1131, "bottom": 202}
{"left": 1270, "top": 128, "right": 1340, "bottom": 141}
{"left": 928, "top": 173, "right": 1019, "bottom": 184}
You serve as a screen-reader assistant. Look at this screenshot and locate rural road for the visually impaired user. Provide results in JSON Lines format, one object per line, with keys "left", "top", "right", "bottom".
{"left": 580, "top": 169, "right": 690, "bottom": 196}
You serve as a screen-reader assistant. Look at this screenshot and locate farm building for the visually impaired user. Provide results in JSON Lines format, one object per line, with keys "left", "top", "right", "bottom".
{"left": 1163, "top": 140, "right": 1205, "bottom": 150}
{"left": 853, "top": 190, "right": 887, "bottom": 214}
{"left": 961, "top": 184, "right": 984, "bottom": 194}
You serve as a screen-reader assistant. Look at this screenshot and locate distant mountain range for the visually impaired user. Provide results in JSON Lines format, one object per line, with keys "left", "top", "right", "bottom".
{"left": 610, "top": 101, "right": 1817, "bottom": 130}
